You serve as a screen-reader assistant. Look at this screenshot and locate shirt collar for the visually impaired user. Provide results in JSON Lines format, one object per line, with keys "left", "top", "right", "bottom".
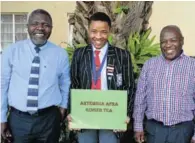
{"left": 27, "top": 39, "right": 48, "bottom": 52}
{"left": 92, "top": 42, "right": 108, "bottom": 56}
{"left": 161, "top": 50, "right": 185, "bottom": 62}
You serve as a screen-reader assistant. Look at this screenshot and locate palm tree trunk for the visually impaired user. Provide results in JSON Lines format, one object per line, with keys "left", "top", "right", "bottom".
{"left": 69, "top": 1, "right": 153, "bottom": 49}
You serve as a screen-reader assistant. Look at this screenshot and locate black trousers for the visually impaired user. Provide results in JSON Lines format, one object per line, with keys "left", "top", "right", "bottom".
{"left": 8, "top": 106, "right": 61, "bottom": 143}
{"left": 145, "top": 119, "right": 194, "bottom": 143}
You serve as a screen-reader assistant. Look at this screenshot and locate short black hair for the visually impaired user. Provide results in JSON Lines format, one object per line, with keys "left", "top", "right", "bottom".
{"left": 160, "top": 25, "right": 183, "bottom": 38}
{"left": 28, "top": 9, "right": 52, "bottom": 25}
{"left": 89, "top": 12, "right": 111, "bottom": 28}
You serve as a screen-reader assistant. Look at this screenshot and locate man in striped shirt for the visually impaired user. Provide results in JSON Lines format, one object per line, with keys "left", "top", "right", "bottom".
{"left": 133, "top": 25, "right": 195, "bottom": 143}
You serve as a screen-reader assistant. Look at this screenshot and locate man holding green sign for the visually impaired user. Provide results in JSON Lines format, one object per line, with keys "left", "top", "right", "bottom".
{"left": 68, "top": 12, "right": 135, "bottom": 143}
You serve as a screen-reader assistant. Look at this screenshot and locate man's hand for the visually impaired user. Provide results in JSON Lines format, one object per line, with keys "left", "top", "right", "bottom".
{"left": 134, "top": 131, "right": 144, "bottom": 143}
{"left": 59, "top": 107, "right": 66, "bottom": 122}
{"left": 113, "top": 116, "right": 130, "bottom": 133}
{"left": 67, "top": 114, "right": 80, "bottom": 131}
{"left": 191, "top": 138, "right": 195, "bottom": 143}
{"left": 1, "top": 122, "right": 12, "bottom": 143}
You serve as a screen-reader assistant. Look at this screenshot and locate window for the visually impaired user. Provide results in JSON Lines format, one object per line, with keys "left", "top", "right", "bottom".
{"left": 1, "top": 13, "right": 28, "bottom": 50}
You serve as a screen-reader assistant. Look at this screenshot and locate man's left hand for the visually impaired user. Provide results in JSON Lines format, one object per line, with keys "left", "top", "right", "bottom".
{"left": 113, "top": 116, "right": 130, "bottom": 132}
{"left": 59, "top": 107, "right": 66, "bottom": 122}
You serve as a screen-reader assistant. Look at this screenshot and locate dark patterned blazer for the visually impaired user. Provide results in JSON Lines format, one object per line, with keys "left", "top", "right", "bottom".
{"left": 69, "top": 44, "right": 135, "bottom": 139}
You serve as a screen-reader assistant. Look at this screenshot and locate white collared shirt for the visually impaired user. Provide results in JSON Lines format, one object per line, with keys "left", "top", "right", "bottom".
{"left": 92, "top": 43, "right": 108, "bottom": 90}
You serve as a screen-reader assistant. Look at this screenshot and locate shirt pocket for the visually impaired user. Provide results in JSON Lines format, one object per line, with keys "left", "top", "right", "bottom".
{"left": 40, "top": 60, "right": 58, "bottom": 85}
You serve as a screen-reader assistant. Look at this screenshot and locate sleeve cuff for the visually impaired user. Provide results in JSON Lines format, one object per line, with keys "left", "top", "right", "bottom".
{"left": 59, "top": 95, "right": 68, "bottom": 109}
{"left": 134, "top": 121, "right": 144, "bottom": 132}
{"left": 1, "top": 110, "right": 8, "bottom": 123}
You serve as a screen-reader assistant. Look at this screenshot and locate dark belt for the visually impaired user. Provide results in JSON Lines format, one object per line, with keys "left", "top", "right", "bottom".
{"left": 149, "top": 119, "right": 192, "bottom": 128}
{"left": 10, "top": 106, "right": 56, "bottom": 116}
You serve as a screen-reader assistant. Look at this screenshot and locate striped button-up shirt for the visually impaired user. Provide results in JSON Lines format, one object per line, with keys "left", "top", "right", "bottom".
{"left": 133, "top": 53, "right": 195, "bottom": 132}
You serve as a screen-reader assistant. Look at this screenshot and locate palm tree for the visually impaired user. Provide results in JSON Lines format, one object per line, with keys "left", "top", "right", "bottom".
{"left": 68, "top": 1, "right": 153, "bottom": 49}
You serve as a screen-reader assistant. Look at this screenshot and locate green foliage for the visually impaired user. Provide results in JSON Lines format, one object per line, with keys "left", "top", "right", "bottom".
{"left": 63, "top": 43, "right": 87, "bottom": 63}
{"left": 127, "top": 28, "right": 161, "bottom": 80}
{"left": 108, "top": 34, "right": 114, "bottom": 45}
{"left": 65, "top": 46, "right": 75, "bottom": 63}
{"left": 114, "top": 6, "right": 129, "bottom": 14}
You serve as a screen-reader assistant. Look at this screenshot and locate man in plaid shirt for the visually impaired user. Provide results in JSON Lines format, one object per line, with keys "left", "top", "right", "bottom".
{"left": 133, "top": 25, "right": 195, "bottom": 143}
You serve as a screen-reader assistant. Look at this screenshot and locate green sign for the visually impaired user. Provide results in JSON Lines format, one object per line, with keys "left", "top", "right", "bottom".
{"left": 70, "top": 89, "right": 127, "bottom": 130}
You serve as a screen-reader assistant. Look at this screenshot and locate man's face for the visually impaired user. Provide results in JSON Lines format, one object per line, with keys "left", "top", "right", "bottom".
{"left": 27, "top": 13, "right": 52, "bottom": 46}
{"left": 160, "top": 28, "right": 183, "bottom": 61}
{"left": 88, "top": 20, "right": 110, "bottom": 49}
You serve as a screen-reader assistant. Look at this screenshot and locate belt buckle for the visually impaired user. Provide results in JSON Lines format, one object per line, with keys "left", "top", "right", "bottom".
{"left": 28, "top": 111, "right": 39, "bottom": 116}
{"left": 170, "top": 124, "right": 176, "bottom": 128}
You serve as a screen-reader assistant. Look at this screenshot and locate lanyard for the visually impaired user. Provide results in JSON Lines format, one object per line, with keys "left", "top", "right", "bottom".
{"left": 92, "top": 49, "right": 108, "bottom": 84}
